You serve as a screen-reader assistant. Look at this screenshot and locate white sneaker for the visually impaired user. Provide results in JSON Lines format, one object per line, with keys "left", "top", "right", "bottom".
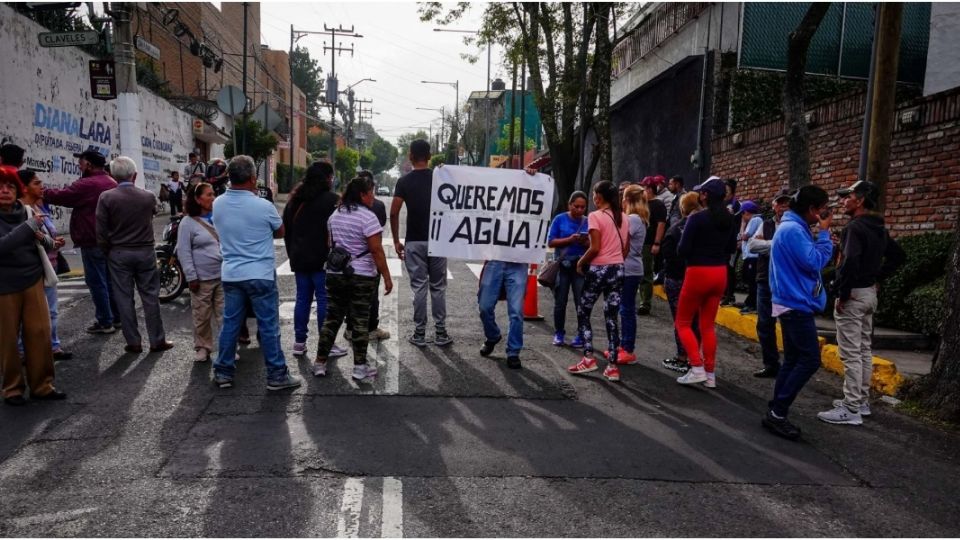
{"left": 329, "top": 345, "right": 349, "bottom": 358}
{"left": 312, "top": 361, "right": 327, "bottom": 377}
{"left": 194, "top": 349, "right": 209, "bottom": 362}
{"left": 833, "top": 398, "right": 871, "bottom": 416}
{"left": 703, "top": 373, "right": 716, "bottom": 389}
{"left": 677, "top": 370, "right": 707, "bottom": 385}
{"left": 352, "top": 363, "right": 378, "bottom": 382}
{"left": 817, "top": 404, "right": 863, "bottom": 425}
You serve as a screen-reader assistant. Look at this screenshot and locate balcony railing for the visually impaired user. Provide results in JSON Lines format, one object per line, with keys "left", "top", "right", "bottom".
{"left": 612, "top": 2, "right": 710, "bottom": 79}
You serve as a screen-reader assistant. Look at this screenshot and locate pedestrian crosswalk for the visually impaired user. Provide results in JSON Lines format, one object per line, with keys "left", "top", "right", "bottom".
{"left": 56, "top": 278, "right": 90, "bottom": 299}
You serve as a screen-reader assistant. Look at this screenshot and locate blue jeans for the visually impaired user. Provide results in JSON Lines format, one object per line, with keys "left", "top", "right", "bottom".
{"left": 756, "top": 281, "right": 781, "bottom": 370}
{"left": 619, "top": 275, "right": 641, "bottom": 352}
{"left": 214, "top": 279, "right": 288, "bottom": 383}
{"left": 45, "top": 286, "right": 60, "bottom": 350}
{"left": 478, "top": 261, "right": 527, "bottom": 356}
{"left": 81, "top": 246, "right": 113, "bottom": 326}
{"left": 552, "top": 262, "right": 584, "bottom": 336}
{"left": 768, "top": 310, "right": 821, "bottom": 418}
{"left": 294, "top": 271, "right": 327, "bottom": 344}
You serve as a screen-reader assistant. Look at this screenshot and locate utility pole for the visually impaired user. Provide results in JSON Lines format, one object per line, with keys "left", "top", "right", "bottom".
{"left": 289, "top": 25, "right": 335, "bottom": 186}
{"left": 324, "top": 24, "right": 363, "bottom": 164}
{"left": 353, "top": 98, "right": 372, "bottom": 147}
{"left": 241, "top": 2, "right": 249, "bottom": 154}
{"left": 112, "top": 2, "right": 144, "bottom": 187}
{"left": 865, "top": 2, "right": 904, "bottom": 212}
{"left": 509, "top": 61, "right": 517, "bottom": 169}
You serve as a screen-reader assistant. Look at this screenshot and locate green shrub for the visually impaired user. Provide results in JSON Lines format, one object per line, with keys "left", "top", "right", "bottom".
{"left": 905, "top": 277, "right": 947, "bottom": 336}
{"left": 875, "top": 232, "right": 954, "bottom": 333}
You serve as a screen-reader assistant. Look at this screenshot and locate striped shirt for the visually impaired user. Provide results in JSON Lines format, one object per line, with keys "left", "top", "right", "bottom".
{"left": 327, "top": 205, "right": 382, "bottom": 277}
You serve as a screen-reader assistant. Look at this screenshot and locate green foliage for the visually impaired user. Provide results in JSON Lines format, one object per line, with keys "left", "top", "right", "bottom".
{"left": 290, "top": 46, "right": 324, "bottom": 118}
{"left": 308, "top": 130, "right": 332, "bottom": 157}
{"left": 359, "top": 149, "right": 375, "bottom": 171}
{"left": 395, "top": 130, "right": 431, "bottom": 170}
{"left": 14, "top": 4, "right": 110, "bottom": 58}
{"left": 136, "top": 59, "right": 171, "bottom": 98}
{"left": 905, "top": 277, "right": 947, "bottom": 337}
{"left": 224, "top": 119, "right": 279, "bottom": 166}
{"left": 429, "top": 154, "right": 446, "bottom": 169}
{"left": 335, "top": 147, "right": 360, "bottom": 188}
{"left": 728, "top": 70, "right": 866, "bottom": 132}
{"left": 368, "top": 137, "right": 398, "bottom": 175}
{"left": 875, "top": 232, "right": 955, "bottom": 335}
{"left": 724, "top": 69, "right": 924, "bottom": 133}
{"left": 275, "top": 164, "right": 306, "bottom": 194}
{"left": 496, "top": 117, "right": 536, "bottom": 155}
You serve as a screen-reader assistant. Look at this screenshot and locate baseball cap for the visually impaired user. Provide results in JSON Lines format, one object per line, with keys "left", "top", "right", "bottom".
{"left": 837, "top": 179, "right": 878, "bottom": 199}
{"left": 740, "top": 200, "right": 761, "bottom": 214}
{"left": 638, "top": 176, "right": 655, "bottom": 186}
{"left": 693, "top": 175, "right": 726, "bottom": 197}
{"left": 773, "top": 188, "right": 793, "bottom": 202}
{"left": 652, "top": 175, "right": 666, "bottom": 186}
{"left": 73, "top": 148, "right": 107, "bottom": 167}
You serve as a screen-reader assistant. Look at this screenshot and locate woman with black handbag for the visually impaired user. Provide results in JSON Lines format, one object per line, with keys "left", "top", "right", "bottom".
{"left": 311, "top": 176, "right": 393, "bottom": 383}
{"left": 546, "top": 191, "right": 589, "bottom": 347}
{"left": 18, "top": 170, "right": 72, "bottom": 361}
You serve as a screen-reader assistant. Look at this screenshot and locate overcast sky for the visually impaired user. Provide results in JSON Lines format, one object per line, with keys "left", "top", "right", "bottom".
{"left": 258, "top": 1, "right": 506, "bottom": 145}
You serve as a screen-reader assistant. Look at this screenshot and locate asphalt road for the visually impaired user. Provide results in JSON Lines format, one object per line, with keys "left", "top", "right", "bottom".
{"left": 1, "top": 197, "right": 959, "bottom": 537}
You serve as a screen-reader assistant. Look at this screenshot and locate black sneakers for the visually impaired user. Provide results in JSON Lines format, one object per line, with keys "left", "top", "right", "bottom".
{"left": 762, "top": 410, "right": 801, "bottom": 440}
{"left": 506, "top": 356, "right": 522, "bottom": 370}
{"left": 753, "top": 367, "right": 779, "bottom": 378}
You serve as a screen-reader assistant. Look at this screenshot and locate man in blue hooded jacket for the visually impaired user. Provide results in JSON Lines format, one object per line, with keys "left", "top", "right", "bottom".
{"left": 762, "top": 185, "right": 834, "bottom": 441}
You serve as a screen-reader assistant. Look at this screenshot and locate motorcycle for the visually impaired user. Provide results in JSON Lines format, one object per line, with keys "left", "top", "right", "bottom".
{"left": 156, "top": 215, "right": 187, "bottom": 303}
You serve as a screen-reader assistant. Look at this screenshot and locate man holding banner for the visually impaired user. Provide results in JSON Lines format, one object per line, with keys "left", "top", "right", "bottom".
{"left": 428, "top": 164, "right": 555, "bottom": 369}
{"left": 391, "top": 140, "right": 452, "bottom": 348}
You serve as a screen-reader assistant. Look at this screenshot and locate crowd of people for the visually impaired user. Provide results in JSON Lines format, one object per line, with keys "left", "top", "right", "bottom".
{"left": 0, "top": 139, "right": 908, "bottom": 443}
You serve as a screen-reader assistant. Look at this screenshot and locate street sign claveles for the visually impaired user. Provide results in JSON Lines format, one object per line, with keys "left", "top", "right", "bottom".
{"left": 38, "top": 31, "right": 100, "bottom": 48}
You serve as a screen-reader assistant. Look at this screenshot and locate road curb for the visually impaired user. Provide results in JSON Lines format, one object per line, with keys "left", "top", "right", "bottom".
{"left": 653, "top": 285, "right": 904, "bottom": 396}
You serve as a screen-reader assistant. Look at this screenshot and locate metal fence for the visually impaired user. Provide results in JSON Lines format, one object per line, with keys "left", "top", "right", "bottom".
{"left": 612, "top": 2, "right": 709, "bottom": 79}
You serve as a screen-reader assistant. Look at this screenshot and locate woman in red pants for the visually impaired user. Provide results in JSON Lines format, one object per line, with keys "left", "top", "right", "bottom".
{"left": 674, "top": 176, "right": 737, "bottom": 388}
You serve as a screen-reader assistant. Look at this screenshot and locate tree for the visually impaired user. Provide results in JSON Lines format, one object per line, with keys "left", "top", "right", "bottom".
{"left": 429, "top": 154, "right": 446, "bottom": 169}
{"left": 903, "top": 220, "right": 960, "bottom": 423}
{"left": 782, "top": 3, "right": 831, "bottom": 189}
{"left": 308, "top": 130, "right": 331, "bottom": 157}
{"left": 359, "top": 149, "right": 375, "bottom": 171}
{"left": 290, "top": 46, "right": 325, "bottom": 118}
{"left": 496, "top": 117, "right": 536, "bottom": 155}
{"left": 395, "top": 130, "right": 431, "bottom": 172}
{"left": 369, "top": 137, "right": 399, "bottom": 175}
{"left": 335, "top": 147, "right": 360, "bottom": 187}
{"left": 224, "top": 118, "right": 279, "bottom": 169}
{"left": 420, "top": 2, "right": 618, "bottom": 212}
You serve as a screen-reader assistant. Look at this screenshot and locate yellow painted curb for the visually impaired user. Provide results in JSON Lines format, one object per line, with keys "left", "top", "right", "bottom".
{"left": 653, "top": 285, "right": 902, "bottom": 395}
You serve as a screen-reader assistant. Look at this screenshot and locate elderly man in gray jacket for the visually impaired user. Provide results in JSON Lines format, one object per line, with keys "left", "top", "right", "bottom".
{"left": 96, "top": 157, "right": 173, "bottom": 354}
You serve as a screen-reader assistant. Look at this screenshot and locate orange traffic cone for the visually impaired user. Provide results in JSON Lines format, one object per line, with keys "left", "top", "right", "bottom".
{"left": 523, "top": 264, "right": 544, "bottom": 320}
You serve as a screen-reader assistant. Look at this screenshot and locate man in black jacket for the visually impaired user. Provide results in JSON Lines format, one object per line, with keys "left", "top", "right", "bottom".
{"left": 817, "top": 180, "right": 905, "bottom": 426}
{"left": 746, "top": 188, "right": 792, "bottom": 378}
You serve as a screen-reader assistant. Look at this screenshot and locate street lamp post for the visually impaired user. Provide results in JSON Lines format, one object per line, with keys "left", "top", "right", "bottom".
{"left": 421, "top": 80, "right": 459, "bottom": 163}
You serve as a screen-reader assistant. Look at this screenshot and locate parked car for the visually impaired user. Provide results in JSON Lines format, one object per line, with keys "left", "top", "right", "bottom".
{"left": 377, "top": 186, "right": 391, "bottom": 196}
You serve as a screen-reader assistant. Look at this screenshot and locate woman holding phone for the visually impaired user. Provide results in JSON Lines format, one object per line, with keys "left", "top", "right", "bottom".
{"left": 546, "top": 191, "right": 589, "bottom": 347}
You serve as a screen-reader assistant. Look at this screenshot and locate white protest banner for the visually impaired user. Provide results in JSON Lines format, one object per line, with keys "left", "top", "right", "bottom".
{"left": 428, "top": 165, "right": 555, "bottom": 264}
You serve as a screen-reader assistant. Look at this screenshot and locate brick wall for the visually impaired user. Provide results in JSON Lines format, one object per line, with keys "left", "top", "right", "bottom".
{"left": 711, "top": 87, "right": 960, "bottom": 236}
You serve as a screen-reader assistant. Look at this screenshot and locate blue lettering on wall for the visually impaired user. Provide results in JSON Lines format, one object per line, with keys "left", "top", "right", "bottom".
{"left": 33, "top": 102, "right": 113, "bottom": 146}
{"left": 143, "top": 159, "right": 160, "bottom": 171}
